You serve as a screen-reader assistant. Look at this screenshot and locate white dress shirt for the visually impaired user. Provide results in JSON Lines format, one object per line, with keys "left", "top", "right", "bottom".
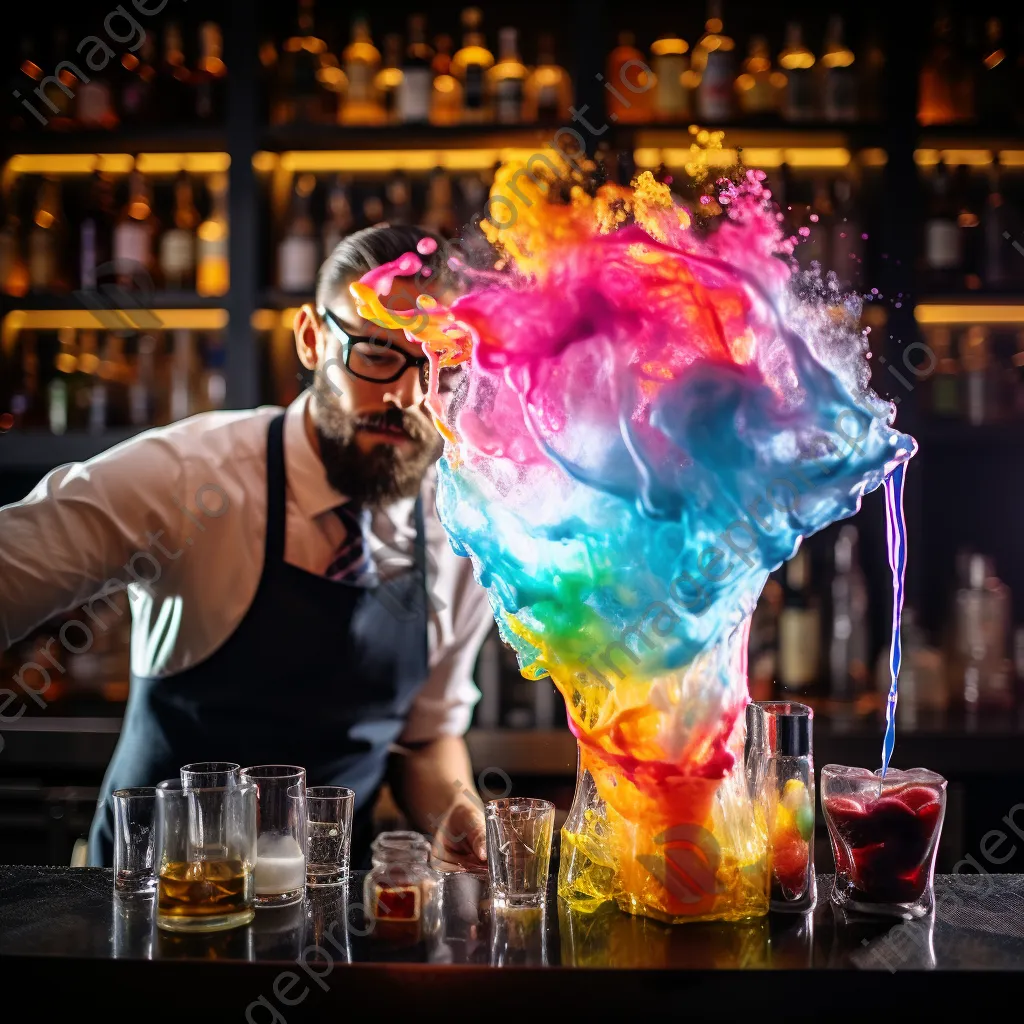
{"left": 0, "top": 391, "right": 494, "bottom": 742}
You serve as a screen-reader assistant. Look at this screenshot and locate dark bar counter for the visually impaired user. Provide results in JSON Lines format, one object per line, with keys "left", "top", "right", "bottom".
{"left": 2, "top": 862, "right": 1022, "bottom": 1019}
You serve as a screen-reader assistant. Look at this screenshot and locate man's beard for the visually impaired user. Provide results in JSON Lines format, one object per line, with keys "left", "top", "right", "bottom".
{"left": 310, "top": 373, "right": 444, "bottom": 506}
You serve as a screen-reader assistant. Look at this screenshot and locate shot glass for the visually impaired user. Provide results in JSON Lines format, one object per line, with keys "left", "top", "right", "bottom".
{"left": 485, "top": 798, "right": 554, "bottom": 908}
{"left": 305, "top": 786, "right": 355, "bottom": 887}
{"left": 112, "top": 787, "right": 157, "bottom": 896}
{"left": 821, "top": 764, "right": 947, "bottom": 919}
{"left": 154, "top": 779, "right": 257, "bottom": 933}
{"left": 180, "top": 762, "right": 241, "bottom": 789}
{"left": 241, "top": 765, "right": 307, "bottom": 907}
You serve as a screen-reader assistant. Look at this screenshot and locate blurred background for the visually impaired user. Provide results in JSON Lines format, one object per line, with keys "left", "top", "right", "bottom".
{"left": 0, "top": 0, "right": 1022, "bottom": 872}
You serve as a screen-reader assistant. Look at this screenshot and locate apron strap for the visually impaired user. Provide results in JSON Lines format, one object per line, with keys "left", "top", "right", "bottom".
{"left": 265, "top": 413, "right": 288, "bottom": 566}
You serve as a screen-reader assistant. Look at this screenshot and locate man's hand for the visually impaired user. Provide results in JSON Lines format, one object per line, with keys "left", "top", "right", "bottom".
{"left": 431, "top": 797, "right": 487, "bottom": 872}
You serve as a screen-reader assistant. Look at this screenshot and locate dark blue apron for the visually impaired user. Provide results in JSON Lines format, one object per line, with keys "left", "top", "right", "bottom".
{"left": 87, "top": 412, "right": 429, "bottom": 866}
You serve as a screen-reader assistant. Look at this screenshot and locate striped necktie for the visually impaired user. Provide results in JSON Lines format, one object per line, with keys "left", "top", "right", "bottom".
{"left": 326, "top": 504, "right": 378, "bottom": 586}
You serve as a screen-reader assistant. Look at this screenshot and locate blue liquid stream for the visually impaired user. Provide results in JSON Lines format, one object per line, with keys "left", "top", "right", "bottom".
{"left": 881, "top": 460, "right": 908, "bottom": 779}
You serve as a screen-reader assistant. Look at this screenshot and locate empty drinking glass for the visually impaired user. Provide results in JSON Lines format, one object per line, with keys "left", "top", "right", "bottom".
{"left": 306, "top": 786, "right": 355, "bottom": 887}
{"left": 485, "top": 798, "right": 555, "bottom": 907}
{"left": 112, "top": 787, "right": 157, "bottom": 896}
{"left": 180, "top": 762, "right": 241, "bottom": 789}
{"left": 241, "top": 765, "right": 307, "bottom": 907}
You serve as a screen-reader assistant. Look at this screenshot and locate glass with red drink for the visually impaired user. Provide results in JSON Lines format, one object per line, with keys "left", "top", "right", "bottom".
{"left": 821, "top": 764, "right": 946, "bottom": 919}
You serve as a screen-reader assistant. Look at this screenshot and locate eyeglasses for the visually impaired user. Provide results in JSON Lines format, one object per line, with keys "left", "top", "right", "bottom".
{"left": 320, "top": 307, "right": 430, "bottom": 386}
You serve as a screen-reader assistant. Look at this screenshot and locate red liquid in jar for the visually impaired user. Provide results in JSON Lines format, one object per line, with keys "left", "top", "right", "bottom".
{"left": 823, "top": 784, "right": 943, "bottom": 904}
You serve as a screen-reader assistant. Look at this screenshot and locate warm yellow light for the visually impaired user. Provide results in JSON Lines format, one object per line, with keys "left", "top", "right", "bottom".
{"left": 737, "top": 147, "right": 783, "bottom": 168}
{"left": 136, "top": 152, "right": 231, "bottom": 175}
{"left": 915, "top": 149, "right": 993, "bottom": 166}
{"left": 279, "top": 149, "right": 503, "bottom": 173}
{"left": 634, "top": 147, "right": 661, "bottom": 168}
{"left": 861, "top": 148, "right": 888, "bottom": 167}
{"left": 251, "top": 309, "right": 279, "bottom": 332}
{"left": 785, "top": 147, "right": 850, "bottom": 167}
{"left": 999, "top": 150, "right": 1024, "bottom": 167}
{"left": 252, "top": 151, "right": 279, "bottom": 173}
{"left": 915, "top": 304, "right": 1024, "bottom": 325}
{"left": 5, "top": 152, "right": 228, "bottom": 179}
{"left": 652, "top": 37, "right": 689, "bottom": 57}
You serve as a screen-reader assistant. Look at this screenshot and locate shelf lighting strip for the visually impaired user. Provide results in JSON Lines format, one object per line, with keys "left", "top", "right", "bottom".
{"left": 915, "top": 150, "right": 1024, "bottom": 167}
{"left": 258, "top": 149, "right": 546, "bottom": 174}
{"left": 914, "top": 304, "right": 1024, "bottom": 325}
{"left": 3, "top": 153, "right": 231, "bottom": 180}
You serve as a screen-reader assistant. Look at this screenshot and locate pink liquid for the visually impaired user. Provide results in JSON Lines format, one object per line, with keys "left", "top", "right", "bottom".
{"left": 823, "top": 784, "right": 944, "bottom": 904}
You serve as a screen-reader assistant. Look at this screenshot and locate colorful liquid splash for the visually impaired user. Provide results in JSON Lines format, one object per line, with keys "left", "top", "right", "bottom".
{"left": 354, "top": 150, "right": 917, "bottom": 922}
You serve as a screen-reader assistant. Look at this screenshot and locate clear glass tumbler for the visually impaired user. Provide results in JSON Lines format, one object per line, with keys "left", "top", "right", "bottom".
{"left": 154, "top": 779, "right": 257, "bottom": 933}
{"left": 485, "top": 798, "right": 554, "bottom": 907}
{"left": 241, "top": 765, "right": 307, "bottom": 907}
{"left": 821, "top": 764, "right": 947, "bottom": 919}
{"left": 112, "top": 787, "right": 157, "bottom": 896}
{"left": 180, "top": 762, "right": 241, "bottom": 788}
{"left": 306, "top": 786, "right": 355, "bottom": 887}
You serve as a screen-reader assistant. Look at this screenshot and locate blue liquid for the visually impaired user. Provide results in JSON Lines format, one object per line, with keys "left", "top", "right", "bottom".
{"left": 881, "top": 461, "right": 908, "bottom": 780}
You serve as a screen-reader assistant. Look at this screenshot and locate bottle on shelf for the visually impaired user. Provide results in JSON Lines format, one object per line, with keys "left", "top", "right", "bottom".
{"left": 923, "top": 160, "right": 961, "bottom": 292}
{"left": 277, "top": 173, "right": 320, "bottom": 294}
{"left": 159, "top": 170, "right": 199, "bottom": 291}
{"left": 75, "top": 60, "right": 118, "bottom": 130}
{"left": 778, "top": 22, "right": 817, "bottom": 122}
{"left": 128, "top": 333, "right": 158, "bottom": 428}
{"left": 120, "top": 29, "right": 157, "bottom": 126}
{"left": 978, "top": 17, "right": 1013, "bottom": 125}
{"left": 692, "top": 0, "right": 735, "bottom": 122}
{"left": 384, "top": 171, "right": 414, "bottom": 225}
{"left": 10, "top": 35, "right": 43, "bottom": 133}
{"left": 80, "top": 170, "right": 116, "bottom": 291}
{"left": 955, "top": 553, "right": 1013, "bottom": 710}
{"left": 157, "top": 21, "right": 193, "bottom": 122}
{"left": 322, "top": 175, "right": 355, "bottom": 258}
{"left": 421, "top": 167, "right": 456, "bottom": 237}
{"left": 375, "top": 33, "right": 404, "bottom": 124}
{"left": 820, "top": 15, "right": 857, "bottom": 122}
{"left": 828, "top": 524, "right": 870, "bottom": 701}
{"left": 735, "top": 35, "right": 782, "bottom": 120}
{"left": 777, "top": 543, "right": 821, "bottom": 693}
{"left": 605, "top": 31, "right": 653, "bottom": 124}
{"left": 397, "top": 14, "right": 433, "bottom": 124}
{"left": 796, "top": 176, "right": 831, "bottom": 269}
{"left": 927, "top": 327, "right": 961, "bottom": 419}
{"left": 196, "top": 172, "right": 229, "bottom": 297}
{"left": 92, "top": 333, "right": 131, "bottom": 432}
{"left": 28, "top": 176, "right": 67, "bottom": 294}
{"left": 429, "top": 34, "right": 462, "bottom": 126}
{"left": 830, "top": 173, "right": 864, "bottom": 287}
{"left": 982, "top": 157, "right": 1012, "bottom": 290}
{"left": 277, "top": 0, "right": 333, "bottom": 124}
{"left": 961, "top": 325, "right": 999, "bottom": 425}
{"left": 955, "top": 164, "right": 982, "bottom": 291}
{"left": 194, "top": 22, "right": 227, "bottom": 122}
{"left": 8, "top": 330, "right": 44, "bottom": 430}
{"left": 918, "top": 12, "right": 959, "bottom": 125}
{"left": 858, "top": 24, "right": 886, "bottom": 121}
{"left": 490, "top": 27, "right": 527, "bottom": 125}
{"left": 453, "top": 7, "right": 494, "bottom": 124}
{"left": 45, "top": 29, "right": 80, "bottom": 130}
{"left": 113, "top": 169, "right": 156, "bottom": 289}
{"left": 75, "top": 330, "right": 102, "bottom": 432}
{"left": 0, "top": 181, "right": 29, "bottom": 297}
{"left": 339, "top": 16, "right": 383, "bottom": 125}
{"left": 956, "top": 16, "right": 980, "bottom": 124}
{"left": 650, "top": 30, "right": 689, "bottom": 122}
{"left": 524, "top": 32, "right": 572, "bottom": 123}
{"left": 168, "top": 329, "right": 195, "bottom": 423}
{"left": 48, "top": 328, "right": 78, "bottom": 435}
{"left": 360, "top": 189, "right": 385, "bottom": 228}
{"left": 197, "top": 334, "right": 227, "bottom": 413}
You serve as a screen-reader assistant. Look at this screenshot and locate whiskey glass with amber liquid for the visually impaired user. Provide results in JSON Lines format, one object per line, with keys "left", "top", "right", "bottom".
{"left": 155, "top": 779, "right": 257, "bottom": 933}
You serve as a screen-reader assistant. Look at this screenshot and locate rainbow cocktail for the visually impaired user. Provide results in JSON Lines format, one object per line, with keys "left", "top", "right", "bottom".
{"left": 354, "top": 143, "right": 916, "bottom": 923}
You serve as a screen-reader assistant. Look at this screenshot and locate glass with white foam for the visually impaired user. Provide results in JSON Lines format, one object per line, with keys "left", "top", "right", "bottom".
{"left": 485, "top": 798, "right": 555, "bottom": 908}
{"left": 305, "top": 786, "right": 355, "bottom": 887}
{"left": 241, "top": 765, "right": 307, "bottom": 907}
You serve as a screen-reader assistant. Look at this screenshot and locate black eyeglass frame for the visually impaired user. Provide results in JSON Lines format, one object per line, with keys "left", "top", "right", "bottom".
{"left": 319, "top": 306, "right": 430, "bottom": 385}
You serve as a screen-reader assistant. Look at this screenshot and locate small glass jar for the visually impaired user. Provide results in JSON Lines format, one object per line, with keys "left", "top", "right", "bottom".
{"left": 363, "top": 832, "right": 435, "bottom": 945}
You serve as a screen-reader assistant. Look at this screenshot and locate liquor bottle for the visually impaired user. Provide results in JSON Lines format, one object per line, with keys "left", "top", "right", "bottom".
{"left": 923, "top": 160, "right": 961, "bottom": 291}
{"left": 490, "top": 27, "right": 526, "bottom": 125}
{"left": 45, "top": 29, "right": 80, "bottom": 130}
{"left": 80, "top": 170, "right": 116, "bottom": 291}
{"left": 693, "top": 0, "right": 735, "bottom": 122}
{"left": 777, "top": 544, "right": 821, "bottom": 692}
{"left": 113, "top": 169, "right": 156, "bottom": 289}
{"left": 10, "top": 35, "right": 43, "bottom": 132}
{"left": 93, "top": 333, "right": 131, "bottom": 431}
{"left": 961, "top": 326, "right": 999, "bottom": 425}
{"left": 858, "top": 25, "right": 886, "bottom": 121}
{"left": 168, "top": 329, "right": 195, "bottom": 422}
{"left": 196, "top": 173, "right": 229, "bottom": 297}
{"left": 8, "top": 330, "right": 44, "bottom": 430}
{"left": 982, "top": 157, "right": 1012, "bottom": 289}
{"left": 375, "top": 33, "right": 403, "bottom": 124}
{"left": 978, "top": 17, "right": 1013, "bottom": 125}
{"left": 322, "top": 175, "right": 355, "bottom": 258}
{"left": 956, "top": 17, "right": 980, "bottom": 124}
{"left": 778, "top": 22, "right": 817, "bottom": 122}
{"left": 397, "top": 14, "right": 433, "bottom": 124}
{"left": 956, "top": 164, "right": 982, "bottom": 291}
{"left": 605, "top": 31, "right": 653, "bottom": 124}
{"left": 429, "top": 34, "right": 462, "bottom": 126}
{"left": 650, "top": 30, "right": 689, "bottom": 122}
{"left": 421, "top": 167, "right": 456, "bottom": 237}
{"left": 159, "top": 170, "right": 199, "bottom": 291}
{"left": 524, "top": 33, "right": 573, "bottom": 122}
{"left": 74, "top": 330, "right": 102, "bottom": 431}
{"left": 735, "top": 36, "right": 782, "bottom": 120}
{"left": 76, "top": 62, "right": 118, "bottom": 130}
{"left": 277, "top": 0, "right": 332, "bottom": 124}
{"left": 830, "top": 174, "right": 864, "bottom": 287}
{"left": 955, "top": 554, "right": 1013, "bottom": 709}
{"left": 384, "top": 171, "right": 414, "bottom": 225}
{"left": 453, "top": 7, "right": 494, "bottom": 124}
{"left": 927, "top": 327, "right": 960, "bottom": 418}
{"left": 48, "top": 328, "right": 78, "bottom": 435}
{"left": 128, "top": 333, "right": 158, "bottom": 428}
{"left": 821, "top": 15, "right": 857, "bottom": 122}
{"left": 798, "top": 178, "right": 832, "bottom": 269}
{"left": 197, "top": 334, "right": 227, "bottom": 413}
{"left": 157, "top": 22, "right": 193, "bottom": 122}
{"left": 277, "top": 173, "right": 319, "bottom": 294}
{"left": 28, "top": 177, "right": 67, "bottom": 293}
{"left": 360, "top": 189, "right": 385, "bottom": 228}
{"left": 918, "top": 13, "right": 959, "bottom": 125}
{"left": 120, "top": 29, "right": 157, "bottom": 125}
{"left": 828, "top": 524, "right": 870, "bottom": 701}
{"left": 340, "top": 16, "right": 384, "bottom": 125}
{"left": 194, "top": 22, "right": 227, "bottom": 122}
{"left": 0, "top": 182, "right": 29, "bottom": 297}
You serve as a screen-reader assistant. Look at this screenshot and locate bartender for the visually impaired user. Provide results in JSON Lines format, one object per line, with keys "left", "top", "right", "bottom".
{"left": 0, "top": 224, "right": 494, "bottom": 869}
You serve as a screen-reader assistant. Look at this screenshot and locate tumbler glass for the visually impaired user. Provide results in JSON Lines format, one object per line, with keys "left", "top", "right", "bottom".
{"left": 305, "top": 786, "right": 355, "bottom": 887}
{"left": 180, "top": 762, "right": 241, "bottom": 789}
{"left": 241, "top": 765, "right": 307, "bottom": 907}
{"left": 154, "top": 779, "right": 257, "bottom": 933}
{"left": 113, "top": 787, "right": 157, "bottom": 896}
{"left": 485, "top": 798, "right": 554, "bottom": 907}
